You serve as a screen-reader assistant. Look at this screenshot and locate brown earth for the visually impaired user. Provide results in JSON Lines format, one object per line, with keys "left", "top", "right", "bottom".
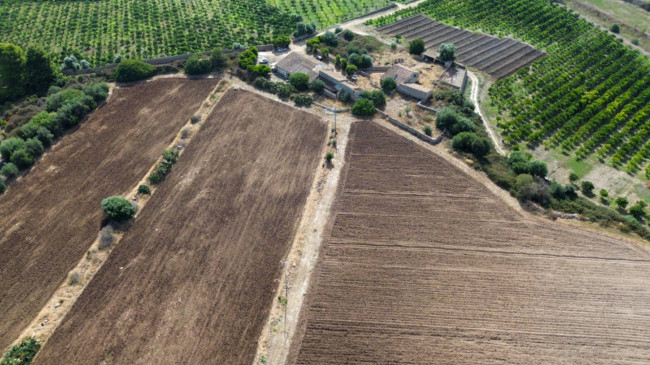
{"left": 290, "top": 121, "right": 650, "bottom": 364}
{"left": 0, "top": 78, "right": 217, "bottom": 353}
{"left": 34, "top": 89, "right": 327, "bottom": 365}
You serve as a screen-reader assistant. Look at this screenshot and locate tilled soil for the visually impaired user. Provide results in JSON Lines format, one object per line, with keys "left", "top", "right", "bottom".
{"left": 291, "top": 121, "right": 650, "bottom": 364}
{"left": 34, "top": 89, "right": 327, "bottom": 364}
{"left": 0, "top": 78, "right": 217, "bottom": 352}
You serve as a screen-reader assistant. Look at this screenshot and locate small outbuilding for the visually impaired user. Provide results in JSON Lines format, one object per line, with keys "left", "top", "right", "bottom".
{"left": 397, "top": 83, "right": 433, "bottom": 102}
{"left": 318, "top": 70, "right": 362, "bottom": 100}
{"left": 382, "top": 64, "right": 419, "bottom": 84}
{"left": 274, "top": 52, "right": 320, "bottom": 81}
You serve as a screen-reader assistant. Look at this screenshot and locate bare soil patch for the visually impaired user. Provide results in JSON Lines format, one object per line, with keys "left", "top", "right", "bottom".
{"left": 290, "top": 121, "right": 650, "bottom": 364}
{"left": 0, "top": 78, "right": 217, "bottom": 353}
{"left": 34, "top": 89, "right": 327, "bottom": 365}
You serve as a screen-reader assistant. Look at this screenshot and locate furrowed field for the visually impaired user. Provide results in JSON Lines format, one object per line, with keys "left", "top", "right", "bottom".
{"left": 0, "top": 0, "right": 298, "bottom": 65}
{"left": 372, "top": 0, "right": 650, "bottom": 173}
{"left": 266, "top": 0, "right": 393, "bottom": 27}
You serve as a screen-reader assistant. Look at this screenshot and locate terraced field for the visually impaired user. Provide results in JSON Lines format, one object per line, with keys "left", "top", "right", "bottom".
{"left": 34, "top": 89, "right": 327, "bottom": 364}
{"left": 0, "top": 78, "right": 217, "bottom": 354}
{"left": 291, "top": 121, "right": 650, "bottom": 364}
{"left": 379, "top": 14, "right": 545, "bottom": 79}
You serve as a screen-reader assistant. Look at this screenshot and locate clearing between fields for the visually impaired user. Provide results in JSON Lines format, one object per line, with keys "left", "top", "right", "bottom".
{"left": 290, "top": 121, "right": 650, "bottom": 364}
{"left": 0, "top": 78, "right": 217, "bottom": 353}
{"left": 34, "top": 89, "right": 328, "bottom": 364}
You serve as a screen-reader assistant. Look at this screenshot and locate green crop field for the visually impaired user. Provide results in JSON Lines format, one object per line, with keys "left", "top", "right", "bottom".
{"left": 266, "top": 0, "right": 393, "bottom": 27}
{"left": 371, "top": 0, "right": 650, "bottom": 174}
{"left": 0, "top": 0, "right": 299, "bottom": 66}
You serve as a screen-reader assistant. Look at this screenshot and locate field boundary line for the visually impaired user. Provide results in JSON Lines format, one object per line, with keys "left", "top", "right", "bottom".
{"left": 468, "top": 71, "right": 505, "bottom": 155}
{"left": 11, "top": 79, "right": 229, "bottom": 352}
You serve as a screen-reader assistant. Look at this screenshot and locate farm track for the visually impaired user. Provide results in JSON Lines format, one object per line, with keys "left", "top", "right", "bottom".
{"left": 291, "top": 121, "right": 650, "bottom": 364}
{"left": 34, "top": 89, "right": 327, "bottom": 365}
{"left": 0, "top": 78, "right": 217, "bottom": 353}
{"left": 379, "top": 15, "right": 545, "bottom": 79}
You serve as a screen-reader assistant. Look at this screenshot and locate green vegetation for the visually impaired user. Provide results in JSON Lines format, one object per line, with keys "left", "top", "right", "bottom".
{"left": 371, "top": 0, "right": 650, "bottom": 174}
{"left": 360, "top": 90, "right": 386, "bottom": 108}
{"left": 408, "top": 38, "right": 425, "bottom": 55}
{"left": 113, "top": 59, "right": 155, "bottom": 82}
{"left": 325, "top": 151, "right": 334, "bottom": 164}
{"left": 101, "top": 196, "right": 136, "bottom": 222}
{"left": 149, "top": 149, "right": 180, "bottom": 184}
{"left": 293, "top": 94, "right": 313, "bottom": 107}
{"left": 138, "top": 184, "right": 151, "bottom": 195}
{"left": 267, "top": 0, "right": 393, "bottom": 27}
{"left": 1, "top": 337, "right": 41, "bottom": 365}
{"left": 309, "top": 79, "right": 326, "bottom": 93}
{"left": 0, "top": 43, "right": 59, "bottom": 103}
{"left": 423, "top": 125, "right": 433, "bottom": 136}
{"left": 609, "top": 24, "right": 620, "bottom": 34}
{"left": 0, "top": 0, "right": 299, "bottom": 66}
{"left": 381, "top": 77, "right": 397, "bottom": 92}
{"left": 184, "top": 54, "right": 212, "bottom": 75}
{"left": 289, "top": 72, "right": 310, "bottom": 91}
{"left": 351, "top": 98, "right": 376, "bottom": 116}
{"left": 438, "top": 43, "right": 456, "bottom": 62}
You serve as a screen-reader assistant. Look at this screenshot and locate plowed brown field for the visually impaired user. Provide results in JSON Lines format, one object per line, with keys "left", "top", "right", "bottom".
{"left": 34, "top": 89, "right": 327, "bottom": 364}
{"left": 292, "top": 121, "right": 650, "bottom": 364}
{"left": 0, "top": 78, "right": 217, "bottom": 352}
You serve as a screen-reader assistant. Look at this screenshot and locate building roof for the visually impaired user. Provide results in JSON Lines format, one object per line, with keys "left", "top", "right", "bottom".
{"left": 440, "top": 66, "right": 466, "bottom": 89}
{"left": 383, "top": 64, "right": 418, "bottom": 84}
{"left": 399, "top": 83, "right": 431, "bottom": 93}
{"left": 422, "top": 48, "right": 439, "bottom": 59}
{"left": 275, "top": 52, "right": 319, "bottom": 80}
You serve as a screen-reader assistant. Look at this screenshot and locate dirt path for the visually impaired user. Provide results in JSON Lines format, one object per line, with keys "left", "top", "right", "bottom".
{"left": 253, "top": 114, "right": 354, "bottom": 365}
{"left": 468, "top": 71, "right": 506, "bottom": 156}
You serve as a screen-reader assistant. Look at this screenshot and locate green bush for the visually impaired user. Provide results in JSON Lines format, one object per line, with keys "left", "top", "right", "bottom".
{"left": 138, "top": 184, "right": 151, "bottom": 195}
{"left": 45, "top": 88, "right": 84, "bottom": 112}
{"left": 272, "top": 35, "right": 291, "bottom": 48}
{"left": 359, "top": 54, "right": 373, "bottom": 68}
{"left": 184, "top": 54, "right": 212, "bottom": 75}
{"left": 342, "top": 29, "right": 355, "bottom": 41}
{"left": 610, "top": 24, "right": 620, "bottom": 33}
{"left": 250, "top": 64, "right": 271, "bottom": 78}
{"left": 569, "top": 172, "right": 579, "bottom": 182}
{"left": 1, "top": 337, "right": 41, "bottom": 365}
{"left": 408, "top": 38, "right": 425, "bottom": 55}
{"left": 210, "top": 48, "right": 226, "bottom": 71}
{"left": 345, "top": 64, "right": 357, "bottom": 76}
{"left": 351, "top": 98, "right": 376, "bottom": 116}
{"left": 101, "top": 196, "right": 136, "bottom": 221}
{"left": 528, "top": 160, "right": 548, "bottom": 178}
{"left": 616, "top": 197, "right": 629, "bottom": 209}
{"left": 289, "top": 72, "right": 310, "bottom": 91}
{"left": 276, "top": 83, "right": 292, "bottom": 99}
{"left": 580, "top": 181, "right": 595, "bottom": 195}
{"left": 423, "top": 125, "right": 432, "bottom": 136}
{"left": 338, "top": 91, "right": 351, "bottom": 103}
{"left": 309, "top": 79, "right": 325, "bottom": 93}
{"left": 10, "top": 148, "right": 33, "bottom": 169}
{"left": 325, "top": 151, "right": 334, "bottom": 163}
{"left": 448, "top": 117, "right": 475, "bottom": 135}
{"left": 35, "top": 127, "right": 53, "bottom": 147}
{"left": 321, "top": 31, "right": 339, "bottom": 47}
{"left": 0, "top": 162, "right": 19, "bottom": 179}
{"left": 630, "top": 203, "right": 647, "bottom": 220}
{"left": 360, "top": 90, "right": 385, "bottom": 107}
{"left": 113, "top": 59, "right": 155, "bottom": 82}
{"left": 24, "top": 138, "right": 43, "bottom": 157}
{"left": 381, "top": 77, "right": 397, "bottom": 92}
{"left": 452, "top": 131, "right": 490, "bottom": 157}
{"left": 293, "top": 94, "right": 313, "bottom": 107}
{"left": 0, "top": 137, "right": 25, "bottom": 160}
{"left": 438, "top": 43, "right": 456, "bottom": 62}
{"left": 237, "top": 48, "right": 257, "bottom": 70}
{"left": 0, "top": 181, "right": 5, "bottom": 194}
{"left": 82, "top": 82, "right": 109, "bottom": 102}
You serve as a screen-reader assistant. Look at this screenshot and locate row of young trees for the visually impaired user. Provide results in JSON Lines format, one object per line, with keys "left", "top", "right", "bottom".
{"left": 371, "top": 0, "right": 650, "bottom": 173}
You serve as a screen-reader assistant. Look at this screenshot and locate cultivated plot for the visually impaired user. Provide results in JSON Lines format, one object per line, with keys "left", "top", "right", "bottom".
{"left": 0, "top": 78, "right": 217, "bottom": 352}
{"left": 292, "top": 121, "right": 650, "bottom": 364}
{"left": 35, "top": 89, "right": 327, "bottom": 364}
{"left": 379, "top": 14, "right": 545, "bottom": 80}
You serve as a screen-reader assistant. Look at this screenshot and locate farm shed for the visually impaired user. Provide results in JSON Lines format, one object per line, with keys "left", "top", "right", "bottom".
{"left": 422, "top": 49, "right": 439, "bottom": 63}
{"left": 438, "top": 65, "right": 468, "bottom": 93}
{"left": 397, "top": 83, "right": 433, "bottom": 101}
{"left": 383, "top": 64, "right": 419, "bottom": 84}
{"left": 274, "top": 52, "right": 320, "bottom": 81}
{"left": 318, "top": 70, "right": 362, "bottom": 100}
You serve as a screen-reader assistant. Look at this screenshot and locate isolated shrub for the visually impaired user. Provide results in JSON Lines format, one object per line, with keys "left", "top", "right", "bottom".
{"left": 101, "top": 196, "right": 136, "bottom": 221}
{"left": 0, "top": 137, "right": 25, "bottom": 160}
{"left": 24, "top": 138, "right": 44, "bottom": 157}
{"left": 616, "top": 197, "right": 629, "bottom": 209}
{"left": 342, "top": 29, "right": 355, "bottom": 41}
{"left": 580, "top": 181, "right": 595, "bottom": 195}
{"left": 190, "top": 115, "right": 200, "bottom": 124}
{"left": 0, "top": 162, "right": 19, "bottom": 179}
{"left": 529, "top": 160, "right": 548, "bottom": 178}
{"left": 321, "top": 31, "right": 339, "bottom": 47}
{"left": 293, "top": 94, "right": 313, "bottom": 107}
{"left": 630, "top": 203, "right": 647, "bottom": 220}
{"left": 98, "top": 226, "right": 115, "bottom": 250}
{"left": 360, "top": 90, "right": 385, "bottom": 107}
{"left": 348, "top": 53, "right": 360, "bottom": 66}
{"left": 345, "top": 64, "right": 357, "bottom": 76}
{"left": 569, "top": 172, "right": 579, "bottom": 182}
{"left": 610, "top": 24, "right": 620, "bottom": 34}
{"left": 185, "top": 54, "right": 212, "bottom": 75}
{"left": 381, "top": 77, "right": 397, "bottom": 92}
{"left": 632, "top": 39, "right": 640, "bottom": 46}
{"left": 438, "top": 43, "right": 456, "bottom": 62}
{"left": 2, "top": 337, "right": 41, "bottom": 365}
{"left": 69, "top": 272, "right": 80, "bottom": 285}
{"left": 309, "top": 79, "right": 325, "bottom": 93}
{"left": 390, "top": 42, "right": 398, "bottom": 51}
{"left": 325, "top": 152, "right": 334, "bottom": 164}
{"left": 338, "top": 91, "right": 351, "bottom": 103}
{"left": 113, "top": 59, "right": 155, "bottom": 82}
{"left": 599, "top": 189, "right": 609, "bottom": 198}
{"left": 289, "top": 72, "right": 310, "bottom": 91}
{"left": 10, "top": 148, "right": 33, "bottom": 169}
{"left": 82, "top": 82, "right": 109, "bottom": 103}
{"left": 351, "top": 98, "right": 376, "bottom": 116}
{"left": 408, "top": 38, "right": 425, "bottom": 55}
{"left": 423, "top": 125, "right": 432, "bottom": 136}
{"left": 360, "top": 54, "right": 373, "bottom": 68}
{"left": 138, "top": 184, "right": 151, "bottom": 195}
{"left": 181, "top": 128, "right": 191, "bottom": 139}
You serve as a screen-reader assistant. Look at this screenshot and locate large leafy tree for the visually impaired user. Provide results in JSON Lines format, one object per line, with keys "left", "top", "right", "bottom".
{"left": 25, "top": 46, "right": 58, "bottom": 95}
{"left": 0, "top": 42, "right": 26, "bottom": 101}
